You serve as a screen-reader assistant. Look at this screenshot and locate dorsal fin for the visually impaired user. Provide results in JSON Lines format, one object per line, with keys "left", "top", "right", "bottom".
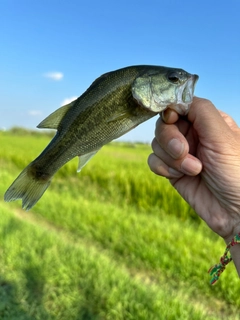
{"left": 37, "top": 100, "right": 77, "bottom": 130}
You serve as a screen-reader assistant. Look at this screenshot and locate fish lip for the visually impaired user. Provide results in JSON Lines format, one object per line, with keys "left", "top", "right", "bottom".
{"left": 131, "top": 70, "right": 199, "bottom": 115}
{"left": 170, "top": 74, "right": 199, "bottom": 115}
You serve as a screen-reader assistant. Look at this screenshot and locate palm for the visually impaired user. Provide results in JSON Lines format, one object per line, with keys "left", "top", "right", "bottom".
{"left": 169, "top": 115, "right": 240, "bottom": 240}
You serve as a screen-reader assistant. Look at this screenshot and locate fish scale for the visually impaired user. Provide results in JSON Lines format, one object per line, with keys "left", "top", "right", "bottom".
{"left": 4, "top": 65, "right": 198, "bottom": 210}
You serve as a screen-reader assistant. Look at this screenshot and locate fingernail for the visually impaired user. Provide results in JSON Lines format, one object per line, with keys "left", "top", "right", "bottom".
{"left": 181, "top": 157, "right": 202, "bottom": 175}
{"left": 167, "top": 139, "right": 184, "bottom": 159}
{"left": 161, "top": 109, "right": 170, "bottom": 122}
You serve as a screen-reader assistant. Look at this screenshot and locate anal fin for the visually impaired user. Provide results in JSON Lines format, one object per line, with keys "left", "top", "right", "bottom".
{"left": 77, "top": 150, "right": 99, "bottom": 172}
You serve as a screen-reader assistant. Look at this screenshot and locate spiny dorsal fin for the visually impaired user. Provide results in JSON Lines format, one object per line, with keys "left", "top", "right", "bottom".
{"left": 37, "top": 100, "right": 77, "bottom": 130}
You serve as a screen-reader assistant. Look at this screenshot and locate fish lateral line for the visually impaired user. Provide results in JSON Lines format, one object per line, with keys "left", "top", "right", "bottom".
{"left": 4, "top": 65, "right": 199, "bottom": 210}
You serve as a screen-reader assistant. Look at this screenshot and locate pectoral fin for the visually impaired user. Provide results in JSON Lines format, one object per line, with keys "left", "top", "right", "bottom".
{"left": 107, "top": 110, "right": 131, "bottom": 123}
{"left": 77, "top": 150, "right": 99, "bottom": 172}
{"left": 37, "top": 100, "right": 77, "bottom": 130}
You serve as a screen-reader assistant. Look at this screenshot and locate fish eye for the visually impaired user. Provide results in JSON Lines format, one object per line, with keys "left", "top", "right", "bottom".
{"left": 168, "top": 72, "right": 179, "bottom": 83}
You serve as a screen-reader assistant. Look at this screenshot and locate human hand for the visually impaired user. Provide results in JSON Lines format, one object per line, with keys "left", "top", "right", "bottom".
{"left": 148, "top": 97, "right": 240, "bottom": 245}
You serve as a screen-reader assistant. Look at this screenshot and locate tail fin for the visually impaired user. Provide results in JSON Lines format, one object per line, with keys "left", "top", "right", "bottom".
{"left": 4, "top": 166, "right": 51, "bottom": 210}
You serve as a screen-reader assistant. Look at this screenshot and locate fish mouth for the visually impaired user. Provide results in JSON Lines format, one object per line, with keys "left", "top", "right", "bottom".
{"left": 170, "top": 74, "right": 199, "bottom": 115}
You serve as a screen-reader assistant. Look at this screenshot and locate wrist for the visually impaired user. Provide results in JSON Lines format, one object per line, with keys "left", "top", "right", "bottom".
{"left": 223, "top": 231, "right": 240, "bottom": 279}
{"left": 208, "top": 232, "right": 240, "bottom": 284}
{"left": 223, "top": 222, "right": 240, "bottom": 245}
{"left": 229, "top": 241, "right": 240, "bottom": 277}
{"left": 223, "top": 227, "right": 240, "bottom": 278}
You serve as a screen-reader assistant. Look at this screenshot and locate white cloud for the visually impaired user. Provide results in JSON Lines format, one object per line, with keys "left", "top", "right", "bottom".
{"left": 43, "top": 72, "right": 64, "bottom": 81}
{"left": 61, "top": 96, "right": 78, "bottom": 106}
{"left": 28, "top": 110, "right": 43, "bottom": 116}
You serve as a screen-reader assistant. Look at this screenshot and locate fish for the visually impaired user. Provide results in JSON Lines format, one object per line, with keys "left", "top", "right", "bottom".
{"left": 4, "top": 65, "right": 199, "bottom": 210}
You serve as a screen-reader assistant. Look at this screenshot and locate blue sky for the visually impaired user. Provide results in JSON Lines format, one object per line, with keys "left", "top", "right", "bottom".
{"left": 1, "top": 0, "right": 240, "bottom": 142}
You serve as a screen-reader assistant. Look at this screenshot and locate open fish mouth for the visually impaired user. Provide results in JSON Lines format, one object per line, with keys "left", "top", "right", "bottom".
{"left": 132, "top": 69, "right": 199, "bottom": 115}
{"left": 171, "top": 74, "right": 199, "bottom": 115}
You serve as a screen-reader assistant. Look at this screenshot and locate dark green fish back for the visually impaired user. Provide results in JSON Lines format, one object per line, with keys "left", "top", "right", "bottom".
{"left": 36, "top": 66, "right": 158, "bottom": 174}
{"left": 4, "top": 65, "right": 198, "bottom": 210}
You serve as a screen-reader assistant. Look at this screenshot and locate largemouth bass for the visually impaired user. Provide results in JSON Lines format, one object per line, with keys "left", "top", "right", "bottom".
{"left": 4, "top": 65, "right": 198, "bottom": 210}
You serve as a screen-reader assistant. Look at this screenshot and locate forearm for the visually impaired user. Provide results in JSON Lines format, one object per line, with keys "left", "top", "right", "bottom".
{"left": 230, "top": 244, "right": 240, "bottom": 277}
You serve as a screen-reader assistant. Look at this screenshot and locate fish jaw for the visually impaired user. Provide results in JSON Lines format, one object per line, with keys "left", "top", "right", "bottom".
{"left": 168, "top": 74, "right": 199, "bottom": 115}
{"left": 131, "top": 70, "right": 199, "bottom": 115}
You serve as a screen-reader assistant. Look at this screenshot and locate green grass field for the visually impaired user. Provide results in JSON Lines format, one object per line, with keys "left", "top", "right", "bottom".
{"left": 0, "top": 129, "right": 240, "bottom": 319}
